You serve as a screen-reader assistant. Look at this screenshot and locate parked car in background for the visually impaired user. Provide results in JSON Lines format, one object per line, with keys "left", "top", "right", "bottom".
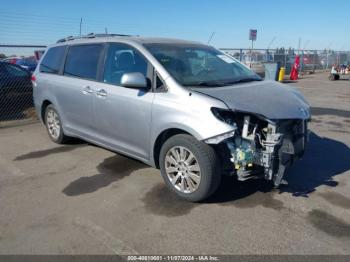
{"left": 0, "top": 62, "right": 33, "bottom": 116}
{"left": 2, "top": 57, "right": 38, "bottom": 73}
{"left": 34, "top": 50, "right": 46, "bottom": 61}
{"left": 33, "top": 34, "right": 310, "bottom": 202}
{"left": 2, "top": 57, "right": 21, "bottom": 64}
{"left": 302, "top": 53, "right": 321, "bottom": 71}
{"left": 15, "top": 57, "right": 38, "bottom": 73}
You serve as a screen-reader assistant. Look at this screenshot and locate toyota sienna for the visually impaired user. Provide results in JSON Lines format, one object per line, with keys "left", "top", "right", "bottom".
{"left": 33, "top": 33, "right": 310, "bottom": 202}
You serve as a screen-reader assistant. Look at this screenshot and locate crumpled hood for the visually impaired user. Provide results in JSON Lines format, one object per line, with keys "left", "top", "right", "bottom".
{"left": 192, "top": 80, "right": 310, "bottom": 120}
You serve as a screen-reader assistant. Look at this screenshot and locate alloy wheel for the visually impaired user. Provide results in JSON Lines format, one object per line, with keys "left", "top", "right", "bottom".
{"left": 46, "top": 109, "right": 61, "bottom": 140}
{"left": 165, "top": 146, "right": 201, "bottom": 193}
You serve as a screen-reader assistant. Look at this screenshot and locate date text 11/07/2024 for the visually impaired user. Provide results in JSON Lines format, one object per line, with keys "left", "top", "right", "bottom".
{"left": 127, "top": 255, "right": 220, "bottom": 261}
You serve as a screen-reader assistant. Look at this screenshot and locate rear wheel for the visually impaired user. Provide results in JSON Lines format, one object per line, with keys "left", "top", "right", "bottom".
{"left": 45, "top": 104, "right": 70, "bottom": 144}
{"left": 159, "top": 134, "right": 221, "bottom": 202}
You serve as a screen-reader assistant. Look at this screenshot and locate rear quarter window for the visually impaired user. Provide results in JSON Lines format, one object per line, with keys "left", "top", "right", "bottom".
{"left": 40, "top": 46, "right": 66, "bottom": 74}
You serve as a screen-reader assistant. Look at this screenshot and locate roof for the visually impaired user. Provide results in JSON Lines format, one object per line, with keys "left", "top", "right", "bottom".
{"left": 54, "top": 33, "right": 202, "bottom": 46}
{"left": 132, "top": 37, "right": 201, "bottom": 45}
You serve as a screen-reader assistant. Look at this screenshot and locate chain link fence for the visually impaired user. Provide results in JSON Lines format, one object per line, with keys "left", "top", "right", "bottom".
{"left": 220, "top": 48, "right": 350, "bottom": 76}
{"left": 0, "top": 45, "right": 45, "bottom": 127}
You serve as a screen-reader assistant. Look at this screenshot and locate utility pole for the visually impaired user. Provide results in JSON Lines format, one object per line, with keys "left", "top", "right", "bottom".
{"left": 105, "top": 27, "right": 108, "bottom": 34}
{"left": 326, "top": 43, "right": 332, "bottom": 69}
{"left": 266, "top": 37, "right": 275, "bottom": 62}
{"left": 249, "top": 29, "right": 257, "bottom": 68}
{"left": 303, "top": 40, "right": 311, "bottom": 72}
{"left": 79, "top": 18, "right": 82, "bottom": 37}
{"left": 207, "top": 32, "right": 215, "bottom": 44}
{"left": 250, "top": 38, "right": 254, "bottom": 68}
{"left": 298, "top": 37, "right": 302, "bottom": 76}
{"left": 266, "top": 37, "right": 276, "bottom": 50}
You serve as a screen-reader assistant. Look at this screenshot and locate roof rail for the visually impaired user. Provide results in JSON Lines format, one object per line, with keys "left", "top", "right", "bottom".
{"left": 56, "top": 33, "right": 137, "bottom": 43}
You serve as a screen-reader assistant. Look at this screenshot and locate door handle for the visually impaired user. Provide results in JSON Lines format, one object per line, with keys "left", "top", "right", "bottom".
{"left": 96, "top": 89, "right": 107, "bottom": 97}
{"left": 82, "top": 86, "right": 93, "bottom": 94}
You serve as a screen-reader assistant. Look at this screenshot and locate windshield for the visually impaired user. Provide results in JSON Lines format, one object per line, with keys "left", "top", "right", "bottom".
{"left": 144, "top": 43, "right": 261, "bottom": 87}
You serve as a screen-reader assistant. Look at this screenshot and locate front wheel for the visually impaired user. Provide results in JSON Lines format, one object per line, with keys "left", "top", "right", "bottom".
{"left": 159, "top": 134, "right": 221, "bottom": 202}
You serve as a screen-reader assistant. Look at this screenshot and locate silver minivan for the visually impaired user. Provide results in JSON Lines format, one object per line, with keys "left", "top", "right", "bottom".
{"left": 33, "top": 33, "right": 310, "bottom": 202}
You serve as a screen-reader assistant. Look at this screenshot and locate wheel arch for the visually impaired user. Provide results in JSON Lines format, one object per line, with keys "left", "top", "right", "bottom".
{"left": 41, "top": 99, "right": 52, "bottom": 123}
{"left": 152, "top": 128, "right": 196, "bottom": 169}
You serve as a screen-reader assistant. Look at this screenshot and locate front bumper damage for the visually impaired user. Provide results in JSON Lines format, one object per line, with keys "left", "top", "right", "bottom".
{"left": 205, "top": 113, "right": 310, "bottom": 187}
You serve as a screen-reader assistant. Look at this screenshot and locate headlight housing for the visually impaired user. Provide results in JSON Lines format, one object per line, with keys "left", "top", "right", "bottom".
{"left": 211, "top": 107, "right": 238, "bottom": 127}
{"left": 204, "top": 130, "right": 236, "bottom": 144}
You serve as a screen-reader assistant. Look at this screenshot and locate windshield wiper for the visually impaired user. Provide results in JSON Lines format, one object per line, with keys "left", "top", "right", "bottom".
{"left": 184, "top": 77, "right": 261, "bottom": 87}
{"left": 222, "top": 77, "right": 262, "bottom": 86}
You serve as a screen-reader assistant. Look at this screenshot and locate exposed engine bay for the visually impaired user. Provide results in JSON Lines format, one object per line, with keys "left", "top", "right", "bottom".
{"left": 206, "top": 108, "right": 310, "bottom": 186}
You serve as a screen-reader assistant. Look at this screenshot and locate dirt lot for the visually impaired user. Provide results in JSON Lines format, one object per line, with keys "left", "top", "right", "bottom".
{"left": 0, "top": 72, "right": 349, "bottom": 255}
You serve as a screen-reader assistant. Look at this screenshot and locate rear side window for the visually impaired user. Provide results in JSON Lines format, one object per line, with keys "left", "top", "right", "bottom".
{"left": 64, "top": 44, "right": 103, "bottom": 80}
{"left": 40, "top": 46, "right": 66, "bottom": 74}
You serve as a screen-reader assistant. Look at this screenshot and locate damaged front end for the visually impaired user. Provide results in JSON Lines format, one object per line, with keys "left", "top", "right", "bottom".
{"left": 205, "top": 108, "right": 310, "bottom": 187}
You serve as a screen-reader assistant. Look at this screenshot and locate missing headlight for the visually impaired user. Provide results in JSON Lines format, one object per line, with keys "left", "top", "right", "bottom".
{"left": 209, "top": 109, "right": 308, "bottom": 186}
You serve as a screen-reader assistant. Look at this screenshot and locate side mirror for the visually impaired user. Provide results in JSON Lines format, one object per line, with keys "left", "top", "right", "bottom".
{"left": 121, "top": 72, "right": 148, "bottom": 89}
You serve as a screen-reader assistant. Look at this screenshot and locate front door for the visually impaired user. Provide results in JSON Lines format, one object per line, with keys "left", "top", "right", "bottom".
{"left": 93, "top": 43, "right": 154, "bottom": 160}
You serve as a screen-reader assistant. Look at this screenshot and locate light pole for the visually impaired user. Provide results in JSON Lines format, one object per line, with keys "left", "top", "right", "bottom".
{"left": 250, "top": 38, "right": 254, "bottom": 68}
{"left": 207, "top": 32, "right": 215, "bottom": 44}
{"left": 298, "top": 37, "right": 302, "bottom": 76}
{"left": 249, "top": 29, "right": 257, "bottom": 68}
{"left": 79, "top": 18, "right": 82, "bottom": 37}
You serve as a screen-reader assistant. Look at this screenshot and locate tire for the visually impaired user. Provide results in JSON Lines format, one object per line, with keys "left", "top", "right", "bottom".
{"left": 159, "top": 134, "right": 221, "bottom": 202}
{"left": 44, "top": 104, "right": 70, "bottom": 144}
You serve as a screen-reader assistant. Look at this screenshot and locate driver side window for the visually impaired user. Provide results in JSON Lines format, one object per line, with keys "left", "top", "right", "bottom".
{"left": 103, "top": 43, "right": 148, "bottom": 86}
